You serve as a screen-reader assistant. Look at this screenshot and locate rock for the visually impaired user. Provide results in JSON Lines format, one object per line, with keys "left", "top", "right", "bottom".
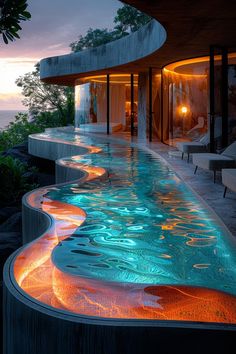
{"left": 3, "top": 144, "right": 55, "bottom": 174}
{"left": 22, "top": 171, "right": 55, "bottom": 186}
{"left": 10, "top": 142, "right": 28, "bottom": 153}
{"left": 37, "top": 172, "right": 55, "bottom": 186}
{"left": 0, "top": 207, "right": 21, "bottom": 224}
{"left": 22, "top": 171, "right": 39, "bottom": 184}
{"left": 0, "top": 212, "right": 22, "bottom": 233}
{"left": 32, "top": 156, "right": 55, "bottom": 174}
{"left": 3, "top": 148, "right": 33, "bottom": 165}
{"left": 2, "top": 142, "right": 32, "bottom": 165}
{"left": 0, "top": 231, "right": 22, "bottom": 248}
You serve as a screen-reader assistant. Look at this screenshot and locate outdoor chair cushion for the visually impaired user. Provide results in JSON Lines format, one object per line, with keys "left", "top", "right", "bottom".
{"left": 176, "top": 141, "right": 207, "bottom": 154}
{"left": 222, "top": 169, "right": 236, "bottom": 193}
{"left": 221, "top": 141, "right": 236, "bottom": 159}
{"left": 192, "top": 142, "right": 236, "bottom": 171}
{"left": 176, "top": 134, "right": 208, "bottom": 154}
{"left": 192, "top": 153, "right": 236, "bottom": 170}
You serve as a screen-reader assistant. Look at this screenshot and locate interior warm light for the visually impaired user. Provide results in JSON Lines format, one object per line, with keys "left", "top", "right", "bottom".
{"left": 163, "top": 67, "right": 207, "bottom": 78}
{"left": 164, "top": 52, "right": 236, "bottom": 77}
{"left": 180, "top": 106, "right": 188, "bottom": 114}
{"left": 76, "top": 74, "right": 139, "bottom": 85}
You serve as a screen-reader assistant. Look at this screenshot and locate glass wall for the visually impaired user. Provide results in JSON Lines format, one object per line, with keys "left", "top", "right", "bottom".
{"left": 152, "top": 72, "right": 161, "bottom": 140}
{"left": 162, "top": 53, "right": 236, "bottom": 147}
{"left": 228, "top": 63, "right": 236, "bottom": 144}
{"left": 74, "top": 55, "right": 236, "bottom": 145}
{"left": 162, "top": 58, "right": 208, "bottom": 146}
{"left": 75, "top": 75, "right": 138, "bottom": 133}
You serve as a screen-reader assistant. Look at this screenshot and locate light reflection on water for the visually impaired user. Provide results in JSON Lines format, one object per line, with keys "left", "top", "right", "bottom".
{"left": 40, "top": 131, "right": 236, "bottom": 295}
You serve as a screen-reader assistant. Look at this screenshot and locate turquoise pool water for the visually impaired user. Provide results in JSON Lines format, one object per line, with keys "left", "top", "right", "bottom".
{"left": 41, "top": 131, "right": 236, "bottom": 296}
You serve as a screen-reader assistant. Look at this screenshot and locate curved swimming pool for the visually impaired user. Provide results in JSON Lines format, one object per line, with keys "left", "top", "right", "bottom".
{"left": 13, "top": 130, "right": 236, "bottom": 323}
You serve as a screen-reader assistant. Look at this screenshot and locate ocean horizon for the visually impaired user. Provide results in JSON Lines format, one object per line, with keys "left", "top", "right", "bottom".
{"left": 0, "top": 110, "right": 27, "bottom": 130}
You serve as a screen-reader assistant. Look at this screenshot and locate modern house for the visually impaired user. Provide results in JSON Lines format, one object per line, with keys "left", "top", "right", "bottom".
{"left": 3, "top": 1, "right": 236, "bottom": 354}
{"left": 40, "top": 0, "right": 236, "bottom": 150}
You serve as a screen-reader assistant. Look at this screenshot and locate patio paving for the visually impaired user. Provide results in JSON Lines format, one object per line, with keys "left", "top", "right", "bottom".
{"left": 148, "top": 141, "right": 236, "bottom": 238}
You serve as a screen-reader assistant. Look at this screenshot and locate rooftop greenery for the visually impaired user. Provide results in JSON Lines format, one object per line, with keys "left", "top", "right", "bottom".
{"left": 70, "top": 4, "right": 151, "bottom": 52}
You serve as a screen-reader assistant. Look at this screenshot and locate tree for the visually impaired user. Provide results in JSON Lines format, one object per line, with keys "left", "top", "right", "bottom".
{"left": 114, "top": 4, "right": 151, "bottom": 35}
{"left": 16, "top": 64, "right": 75, "bottom": 125}
{"left": 70, "top": 4, "right": 151, "bottom": 53}
{"left": 0, "top": 0, "right": 31, "bottom": 44}
{"left": 70, "top": 28, "right": 120, "bottom": 52}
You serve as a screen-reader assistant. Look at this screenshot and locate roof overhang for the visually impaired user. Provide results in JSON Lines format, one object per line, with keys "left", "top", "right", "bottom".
{"left": 40, "top": 0, "right": 236, "bottom": 85}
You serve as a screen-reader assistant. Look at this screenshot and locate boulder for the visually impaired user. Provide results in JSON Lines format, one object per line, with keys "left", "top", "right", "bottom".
{"left": 37, "top": 172, "right": 55, "bottom": 186}
{"left": 31, "top": 156, "right": 55, "bottom": 174}
{"left": 22, "top": 171, "right": 39, "bottom": 184}
{"left": 22, "top": 171, "right": 55, "bottom": 186}
{"left": 0, "top": 207, "right": 21, "bottom": 224}
{"left": 10, "top": 142, "right": 28, "bottom": 153}
{"left": 3, "top": 148, "right": 33, "bottom": 165}
{"left": 0, "top": 231, "right": 22, "bottom": 280}
{"left": 0, "top": 212, "right": 22, "bottom": 233}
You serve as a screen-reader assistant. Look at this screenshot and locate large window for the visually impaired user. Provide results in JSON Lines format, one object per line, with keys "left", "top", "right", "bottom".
{"left": 162, "top": 54, "right": 236, "bottom": 147}
{"left": 228, "top": 64, "right": 236, "bottom": 144}
{"left": 75, "top": 75, "right": 138, "bottom": 133}
{"left": 162, "top": 58, "right": 208, "bottom": 146}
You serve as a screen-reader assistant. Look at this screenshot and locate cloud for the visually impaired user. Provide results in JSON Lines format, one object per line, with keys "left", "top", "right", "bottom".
{"left": 47, "top": 43, "right": 65, "bottom": 50}
{"left": 0, "top": 0, "right": 121, "bottom": 59}
{"left": 2, "top": 58, "right": 38, "bottom": 65}
{"left": 0, "top": 93, "right": 25, "bottom": 110}
{"left": 0, "top": 0, "right": 121, "bottom": 109}
{"left": 0, "top": 58, "right": 37, "bottom": 94}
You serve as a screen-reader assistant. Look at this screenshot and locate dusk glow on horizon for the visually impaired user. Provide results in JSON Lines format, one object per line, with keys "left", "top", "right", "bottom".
{"left": 0, "top": 58, "right": 38, "bottom": 110}
{"left": 0, "top": 0, "right": 120, "bottom": 110}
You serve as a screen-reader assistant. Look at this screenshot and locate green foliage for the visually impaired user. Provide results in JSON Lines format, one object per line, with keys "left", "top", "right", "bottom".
{"left": 0, "top": 0, "right": 31, "bottom": 44}
{"left": 70, "top": 4, "right": 151, "bottom": 53}
{"left": 0, "top": 111, "right": 68, "bottom": 151}
{"left": 0, "top": 155, "right": 36, "bottom": 205}
{"left": 16, "top": 64, "right": 75, "bottom": 125}
{"left": 35, "top": 110, "right": 70, "bottom": 129}
{"left": 70, "top": 28, "right": 120, "bottom": 52}
{"left": 114, "top": 5, "right": 151, "bottom": 34}
{"left": 0, "top": 113, "right": 41, "bottom": 151}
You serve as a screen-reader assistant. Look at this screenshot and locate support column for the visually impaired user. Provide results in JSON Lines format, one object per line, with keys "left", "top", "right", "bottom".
{"left": 138, "top": 72, "right": 148, "bottom": 141}
{"left": 160, "top": 69, "right": 164, "bottom": 143}
{"left": 130, "top": 74, "right": 135, "bottom": 137}
{"left": 149, "top": 67, "right": 153, "bottom": 142}
{"left": 221, "top": 47, "right": 228, "bottom": 148}
{"left": 169, "top": 83, "right": 174, "bottom": 140}
{"left": 209, "top": 46, "right": 215, "bottom": 152}
{"left": 107, "top": 74, "right": 110, "bottom": 135}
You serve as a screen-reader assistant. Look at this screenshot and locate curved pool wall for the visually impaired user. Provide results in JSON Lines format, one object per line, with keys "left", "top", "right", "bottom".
{"left": 3, "top": 129, "right": 236, "bottom": 354}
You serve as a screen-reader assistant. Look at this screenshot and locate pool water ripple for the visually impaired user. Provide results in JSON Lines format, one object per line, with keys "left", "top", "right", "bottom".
{"left": 13, "top": 130, "right": 236, "bottom": 322}
{"left": 40, "top": 132, "right": 236, "bottom": 294}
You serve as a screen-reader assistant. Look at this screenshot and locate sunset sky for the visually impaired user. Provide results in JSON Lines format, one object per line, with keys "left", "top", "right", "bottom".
{"left": 0, "top": 0, "right": 120, "bottom": 110}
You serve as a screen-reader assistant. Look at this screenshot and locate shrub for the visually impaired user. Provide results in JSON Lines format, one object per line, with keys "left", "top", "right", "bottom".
{"left": 0, "top": 111, "right": 69, "bottom": 151}
{"left": 0, "top": 156, "right": 38, "bottom": 206}
{"left": 0, "top": 113, "right": 41, "bottom": 151}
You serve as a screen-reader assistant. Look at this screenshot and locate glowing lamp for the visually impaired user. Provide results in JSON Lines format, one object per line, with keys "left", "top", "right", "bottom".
{"left": 180, "top": 106, "right": 188, "bottom": 114}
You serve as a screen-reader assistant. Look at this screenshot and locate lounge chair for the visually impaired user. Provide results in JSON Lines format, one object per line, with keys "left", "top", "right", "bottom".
{"left": 192, "top": 141, "right": 236, "bottom": 183}
{"left": 176, "top": 134, "right": 208, "bottom": 163}
{"left": 222, "top": 168, "right": 236, "bottom": 197}
{"left": 186, "top": 116, "right": 205, "bottom": 135}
